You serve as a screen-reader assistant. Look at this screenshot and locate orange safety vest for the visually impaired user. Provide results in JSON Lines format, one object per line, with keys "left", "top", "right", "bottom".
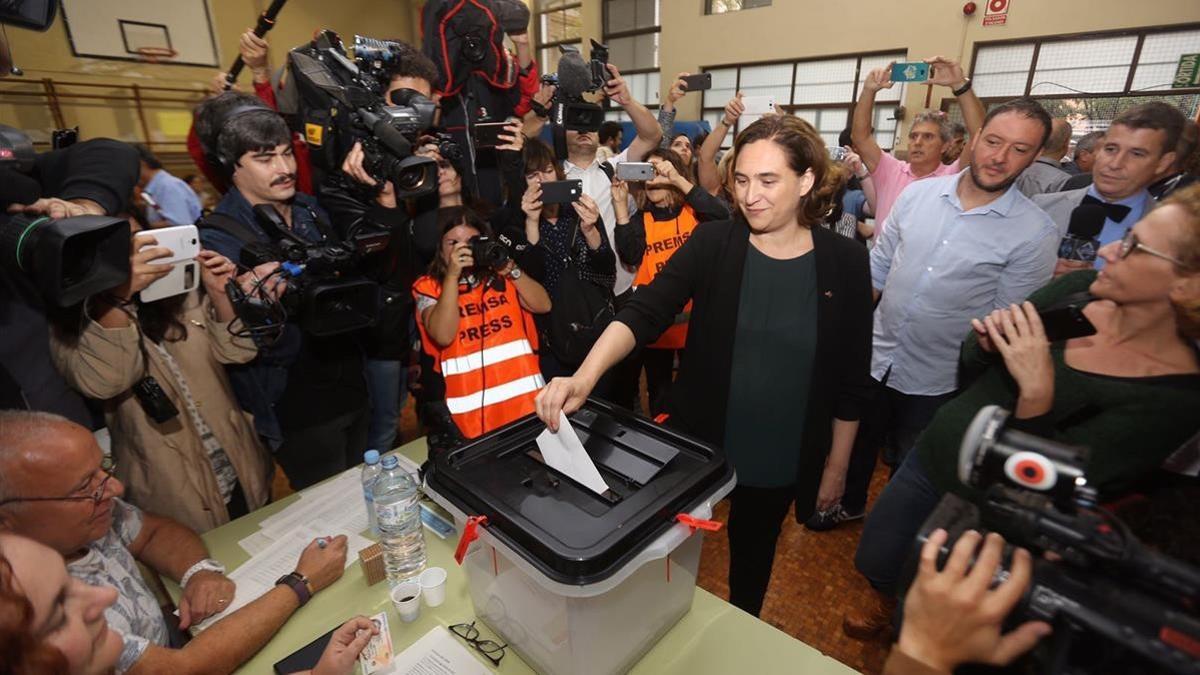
{"left": 633, "top": 204, "right": 700, "bottom": 350}
{"left": 413, "top": 275, "right": 544, "bottom": 439}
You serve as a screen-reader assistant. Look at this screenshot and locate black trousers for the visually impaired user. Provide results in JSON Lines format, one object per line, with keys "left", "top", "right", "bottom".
{"left": 641, "top": 348, "right": 676, "bottom": 417}
{"left": 726, "top": 484, "right": 795, "bottom": 617}
{"left": 276, "top": 406, "right": 370, "bottom": 490}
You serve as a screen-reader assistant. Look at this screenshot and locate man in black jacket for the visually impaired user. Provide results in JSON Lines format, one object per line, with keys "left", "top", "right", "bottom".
{"left": 1, "top": 137, "right": 140, "bottom": 425}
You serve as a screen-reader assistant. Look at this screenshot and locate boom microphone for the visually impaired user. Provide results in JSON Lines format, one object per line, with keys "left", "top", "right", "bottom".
{"left": 224, "top": 0, "right": 288, "bottom": 90}
{"left": 1058, "top": 203, "right": 1107, "bottom": 263}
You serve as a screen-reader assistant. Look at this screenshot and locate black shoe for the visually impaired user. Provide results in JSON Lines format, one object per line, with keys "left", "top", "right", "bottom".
{"left": 803, "top": 504, "right": 865, "bottom": 532}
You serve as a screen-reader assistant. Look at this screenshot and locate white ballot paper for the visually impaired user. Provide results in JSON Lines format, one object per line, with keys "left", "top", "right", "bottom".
{"left": 535, "top": 411, "right": 609, "bottom": 495}
{"left": 392, "top": 626, "right": 492, "bottom": 675}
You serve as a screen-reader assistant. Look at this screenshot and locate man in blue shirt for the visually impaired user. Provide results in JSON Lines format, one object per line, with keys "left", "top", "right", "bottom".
{"left": 1033, "top": 102, "right": 1185, "bottom": 274}
{"left": 813, "top": 99, "right": 1058, "bottom": 537}
{"left": 196, "top": 100, "right": 368, "bottom": 490}
{"left": 134, "top": 144, "right": 202, "bottom": 226}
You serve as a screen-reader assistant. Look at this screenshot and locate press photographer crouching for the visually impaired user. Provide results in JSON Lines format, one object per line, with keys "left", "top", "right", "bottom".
{"left": 847, "top": 184, "right": 1200, "bottom": 640}
{"left": 0, "top": 124, "right": 137, "bottom": 424}
{"left": 196, "top": 101, "right": 370, "bottom": 490}
{"left": 413, "top": 207, "right": 551, "bottom": 441}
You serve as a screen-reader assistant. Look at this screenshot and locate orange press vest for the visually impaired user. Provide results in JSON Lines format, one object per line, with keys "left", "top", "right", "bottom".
{"left": 632, "top": 204, "right": 699, "bottom": 350}
{"left": 413, "top": 275, "right": 544, "bottom": 439}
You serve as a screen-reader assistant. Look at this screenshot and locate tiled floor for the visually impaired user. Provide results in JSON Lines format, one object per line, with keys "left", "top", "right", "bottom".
{"left": 273, "top": 397, "right": 893, "bottom": 674}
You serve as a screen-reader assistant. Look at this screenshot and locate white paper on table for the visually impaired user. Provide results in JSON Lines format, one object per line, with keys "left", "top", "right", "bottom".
{"left": 535, "top": 411, "right": 609, "bottom": 495}
{"left": 237, "top": 529, "right": 276, "bottom": 556}
{"left": 192, "top": 524, "right": 371, "bottom": 632}
{"left": 392, "top": 626, "right": 493, "bottom": 675}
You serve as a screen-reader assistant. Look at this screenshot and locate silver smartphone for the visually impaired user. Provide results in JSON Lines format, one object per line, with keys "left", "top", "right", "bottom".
{"left": 140, "top": 260, "right": 199, "bottom": 302}
{"left": 615, "top": 162, "right": 655, "bottom": 181}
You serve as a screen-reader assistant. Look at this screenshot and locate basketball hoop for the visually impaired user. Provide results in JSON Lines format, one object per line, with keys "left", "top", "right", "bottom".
{"left": 134, "top": 47, "right": 179, "bottom": 64}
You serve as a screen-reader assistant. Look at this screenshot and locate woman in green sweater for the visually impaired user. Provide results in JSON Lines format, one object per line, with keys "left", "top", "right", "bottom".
{"left": 846, "top": 185, "right": 1200, "bottom": 640}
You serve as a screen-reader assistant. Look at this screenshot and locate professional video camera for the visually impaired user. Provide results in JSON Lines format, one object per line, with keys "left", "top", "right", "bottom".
{"left": 542, "top": 39, "right": 611, "bottom": 132}
{"left": 286, "top": 30, "right": 439, "bottom": 201}
{"left": 900, "top": 406, "right": 1200, "bottom": 675}
{"left": 224, "top": 204, "right": 383, "bottom": 339}
{"left": 0, "top": 124, "right": 130, "bottom": 307}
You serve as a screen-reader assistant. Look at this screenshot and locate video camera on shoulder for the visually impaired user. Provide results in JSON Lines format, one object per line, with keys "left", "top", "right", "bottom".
{"left": 900, "top": 406, "right": 1200, "bottom": 674}
{"left": 0, "top": 124, "right": 130, "bottom": 307}
{"left": 286, "top": 30, "right": 439, "bottom": 200}
{"left": 543, "top": 40, "right": 610, "bottom": 133}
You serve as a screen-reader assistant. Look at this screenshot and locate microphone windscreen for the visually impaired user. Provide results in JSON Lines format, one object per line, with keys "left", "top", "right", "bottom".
{"left": 1066, "top": 203, "right": 1107, "bottom": 238}
{"left": 556, "top": 49, "right": 593, "bottom": 99}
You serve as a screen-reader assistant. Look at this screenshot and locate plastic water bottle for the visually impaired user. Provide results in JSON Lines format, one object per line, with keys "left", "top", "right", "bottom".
{"left": 373, "top": 455, "right": 427, "bottom": 584}
{"left": 361, "top": 450, "right": 382, "bottom": 535}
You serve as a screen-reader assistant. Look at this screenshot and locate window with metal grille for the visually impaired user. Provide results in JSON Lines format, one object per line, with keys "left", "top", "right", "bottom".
{"left": 700, "top": 50, "right": 907, "bottom": 149}
{"left": 603, "top": 0, "right": 660, "bottom": 106}
{"left": 536, "top": 0, "right": 582, "bottom": 74}
{"left": 955, "top": 25, "right": 1200, "bottom": 150}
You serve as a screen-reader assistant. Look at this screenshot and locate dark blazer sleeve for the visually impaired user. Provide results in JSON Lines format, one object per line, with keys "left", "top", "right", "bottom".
{"left": 686, "top": 184, "right": 731, "bottom": 222}
{"left": 831, "top": 235, "right": 875, "bottom": 422}
{"left": 617, "top": 220, "right": 723, "bottom": 345}
{"left": 614, "top": 208, "right": 647, "bottom": 268}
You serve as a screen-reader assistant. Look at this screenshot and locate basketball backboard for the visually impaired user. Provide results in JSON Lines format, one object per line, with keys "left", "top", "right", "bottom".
{"left": 60, "top": 0, "right": 219, "bottom": 67}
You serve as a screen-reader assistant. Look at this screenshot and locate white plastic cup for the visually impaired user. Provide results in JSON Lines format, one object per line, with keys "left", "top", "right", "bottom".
{"left": 419, "top": 567, "right": 448, "bottom": 607}
{"left": 390, "top": 581, "right": 422, "bottom": 622}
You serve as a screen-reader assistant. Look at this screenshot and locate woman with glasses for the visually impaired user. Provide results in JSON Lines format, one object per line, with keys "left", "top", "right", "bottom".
{"left": 848, "top": 185, "right": 1200, "bottom": 636}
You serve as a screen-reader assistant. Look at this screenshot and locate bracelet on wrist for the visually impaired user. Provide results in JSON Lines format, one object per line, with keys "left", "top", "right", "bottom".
{"left": 952, "top": 78, "right": 972, "bottom": 97}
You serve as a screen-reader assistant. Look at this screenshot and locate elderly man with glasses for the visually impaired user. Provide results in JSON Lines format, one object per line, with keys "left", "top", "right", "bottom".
{"left": 0, "top": 410, "right": 349, "bottom": 674}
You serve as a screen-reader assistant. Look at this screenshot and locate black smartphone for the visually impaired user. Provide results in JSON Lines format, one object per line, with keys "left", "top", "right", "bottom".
{"left": 472, "top": 121, "right": 512, "bottom": 149}
{"left": 1038, "top": 292, "right": 1097, "bottom": 343}
{"left": 539, "top": 179, "right": 583, "bottom": 205}
{"left": 681, "top": 73, "right": 712, "bottom": 92}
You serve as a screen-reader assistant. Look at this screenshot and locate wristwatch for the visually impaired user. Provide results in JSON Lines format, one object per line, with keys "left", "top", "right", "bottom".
{"left": 179, "top": 558, "right": 226, "bottom": 588}
{"left": 952, "top": 78, "right": 973, "bottom": 97}
{"left": 508, "top": 266, "right": 523, "bottom": 280}
{"left": 275, "top": 571, "right": 313, "bottom": 606}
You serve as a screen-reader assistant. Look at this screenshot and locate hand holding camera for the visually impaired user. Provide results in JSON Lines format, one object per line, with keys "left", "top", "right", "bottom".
{"left": 446, "top": 241, "right": 475, "bottom": 281}
{"left": 603, "top": 63, "right": 633, "bottom": 107}
{"left": 114, "top": 234, "right": 173, "bottom": 301}
{"left": 342, "top": 141, "right": 397, "bottom": 208}
{"left": 495, "top": 118, "right": 525, "bottom": 153}
{"left": 925, "top": 56, "right": 967, "bottom": 90}
{"left": 863, "top": 65, "right": 896, "bottom": 93}
{"left": 666, "top": 72, "right": 690, "bottom": 107}
{"left": 522, "top": 179, "right": 544, "bottom": 221}
{"left": 897, "top": 528, "right": 1051, "bottom": 672}
{"left": 571, "top": 194, "right": 601, "bottom": 235}
{"left": 722, "top": 93, "right": 745, "bottom": 127}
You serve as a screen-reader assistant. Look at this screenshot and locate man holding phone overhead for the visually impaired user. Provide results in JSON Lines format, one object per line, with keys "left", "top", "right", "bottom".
{"left": 561, "top": 62, "right": 663, "bottom": 410}
{"left": 851, "top": 57, "right": 987, "bottom": 230}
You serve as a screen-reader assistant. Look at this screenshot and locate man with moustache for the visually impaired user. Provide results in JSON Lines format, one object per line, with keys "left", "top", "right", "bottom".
{"left": 814, "top": 98, "right": 1058, "bottom": 536}
{"left": 1034, "top": 102, "right": 1185, "bottom": 276}
{"left": 0, "top": 411, "right": 349, "bottom": 674}
{"left": 198, "top": 106, "right": 369, "bottom": 489}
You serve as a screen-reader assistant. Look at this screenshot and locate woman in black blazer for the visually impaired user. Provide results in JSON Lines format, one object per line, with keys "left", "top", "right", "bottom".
{"left": 536, "top": 114, "right": 874, "bottom": 617}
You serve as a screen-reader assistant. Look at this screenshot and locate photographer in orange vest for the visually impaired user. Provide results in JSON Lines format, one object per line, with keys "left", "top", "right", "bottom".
{"left": 413, "top": 207, "right": 552, "bottom": 439}
{"left": 613, "top": 148, "right": 730, "bottom": 415}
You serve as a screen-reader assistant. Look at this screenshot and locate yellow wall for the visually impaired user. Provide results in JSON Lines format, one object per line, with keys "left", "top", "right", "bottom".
{"left": 660, "top": 0, "right": 1200, "bottom": 127}
{"left": 0, "top": 0, "right": 416, "bottom": 149}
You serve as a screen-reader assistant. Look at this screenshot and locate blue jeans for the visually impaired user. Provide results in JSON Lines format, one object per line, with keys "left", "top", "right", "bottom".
{"left": 364, "top": 358, "right": 407, "bottom": 452}
{"left": 853, "top": 450, "right": 943, "bottom": 595}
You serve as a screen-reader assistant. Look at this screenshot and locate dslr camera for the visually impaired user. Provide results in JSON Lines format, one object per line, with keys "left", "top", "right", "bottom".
{"left": 900, "top": 406, "right": 1200, "bottom": 675}
{"left": 286, "top": 30, "right": 439, "bottom": 201}
{"left": 0, "top": 124, "right": 130, "bottom": 307}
